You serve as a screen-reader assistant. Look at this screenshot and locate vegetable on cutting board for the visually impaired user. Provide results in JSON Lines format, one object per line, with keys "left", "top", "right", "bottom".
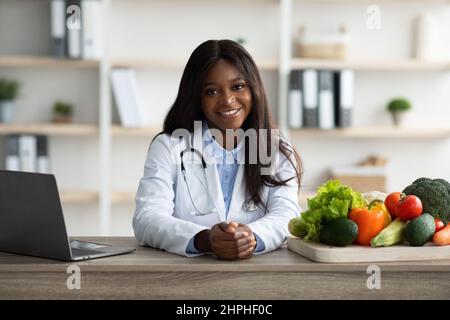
{"left": 384, "top": 192, "right": 402, "bottom": 219}
{"left": 349, "top": 200, "right": 386, "bottom": 246}
{"left": 362, "top": 191, "right": 387, "bottom": 204}
{"left": 433, "top": 224, "right": 450, "bottom": 246}
{"left": 371, "top": 218, "right": 407, "bottom": 247}
{"left": 298, "top": 180, "right": 366, "bottom": 242}
{"left": 405, "top": 213, "right": 436, "bottom": 246}
{"left": 435, "top": 219, "right": 445, "bottom": 233}
{"left": 372, "top": 199, "right": 392, "bottom": 227}
{"left": 319, "top": 218, "right": 358, "bottom": 247}
{"left": 402, "top": 177, "right": 450, "bottom": 224}
{"left": 397, "top": 194, "right": 423, "bottom": 221}
{"left": 288, "top": 216, "right": 307, "bottom": 238}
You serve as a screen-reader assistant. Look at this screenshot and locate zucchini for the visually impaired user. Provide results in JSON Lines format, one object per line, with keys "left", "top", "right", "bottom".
{"left": 371, "top": 218, "right": 407, "bottom": 247}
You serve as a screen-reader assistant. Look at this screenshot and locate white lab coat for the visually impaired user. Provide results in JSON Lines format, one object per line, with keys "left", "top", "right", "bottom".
{"left": 133, "top": 132, "right": 300, "bottom": 257}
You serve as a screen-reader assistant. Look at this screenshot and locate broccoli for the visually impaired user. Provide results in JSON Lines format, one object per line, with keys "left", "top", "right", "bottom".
{"left": 402, "top": 177, "right": 450, "bottom": 225}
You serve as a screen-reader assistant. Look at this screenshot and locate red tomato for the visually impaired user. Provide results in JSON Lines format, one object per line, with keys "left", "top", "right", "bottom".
{"left": 435, "top": 219, "right": 445, "bottom": 233}
{"left": 384, "top": 192, "right": 402, "bottom": 219}
{"left": 397, "top": 195, "right": 423, "bottom": 221}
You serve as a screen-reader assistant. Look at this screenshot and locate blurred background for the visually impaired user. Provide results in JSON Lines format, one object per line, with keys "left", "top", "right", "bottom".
{"left": 0, "top": 0, "right": 449, "bottom": 236}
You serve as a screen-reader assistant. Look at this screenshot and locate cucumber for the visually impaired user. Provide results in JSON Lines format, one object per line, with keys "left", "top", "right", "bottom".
{"left": 371, "top": 218, "right": 407, "bottom": 247}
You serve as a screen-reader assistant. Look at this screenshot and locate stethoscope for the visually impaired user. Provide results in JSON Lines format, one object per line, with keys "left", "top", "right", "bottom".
{"left": 180, "top": 147, "right": 259, "bottom": 216}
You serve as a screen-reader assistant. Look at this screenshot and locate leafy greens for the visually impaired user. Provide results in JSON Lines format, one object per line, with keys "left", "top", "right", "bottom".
{"left": 301, "top": 180, "right": 366, "bottom": 241}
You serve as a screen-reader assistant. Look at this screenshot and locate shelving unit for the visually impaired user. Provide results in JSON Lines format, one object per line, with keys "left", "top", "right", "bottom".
{"left": 281, "top": 0, "right": 450, "bottom": 197}
{"left": 279, "top": 0, "right": 450, "bottom": 135}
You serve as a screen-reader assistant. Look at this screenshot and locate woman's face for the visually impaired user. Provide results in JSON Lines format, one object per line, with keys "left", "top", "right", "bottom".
{"left": 201, "top": 59, "right": 252, "bottom": 131}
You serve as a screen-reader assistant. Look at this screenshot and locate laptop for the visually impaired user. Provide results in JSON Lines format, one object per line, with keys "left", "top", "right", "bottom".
{"left": 0, "top": 170, "right": 136, "bottom": 261}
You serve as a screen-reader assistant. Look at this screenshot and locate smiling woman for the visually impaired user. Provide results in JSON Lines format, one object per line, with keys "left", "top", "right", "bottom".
{"left": 133, "top": 39, "right": 303, "bottom": 260}
{"left": 201, "top": 59, "right": 253, "bottom": 142}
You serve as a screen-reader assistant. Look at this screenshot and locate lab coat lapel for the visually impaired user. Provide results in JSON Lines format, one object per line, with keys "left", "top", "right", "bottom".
{"left": 202, "top": 150, "right": 226, "bottom": 222}
{"left": 227, "top": 154, "right": 246, "bottom": 222}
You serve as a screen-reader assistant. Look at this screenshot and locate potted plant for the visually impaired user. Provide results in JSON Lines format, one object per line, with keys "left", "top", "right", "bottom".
{"left": 386, "top": 98, "right": 412, "bottom": 126}
{"left": 52, "top": 101, "right": 74, "bottom": 123}
{"left": 0, "top": 78, "right": 20, "bottom": 123}
{"left": 235, "top": 37, "right": 247, "bottom": 46}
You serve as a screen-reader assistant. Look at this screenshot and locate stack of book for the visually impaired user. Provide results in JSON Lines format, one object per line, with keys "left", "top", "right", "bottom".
{"left": 3, "top": 135, "right": 49, "bottom": 174}
{"left": 110, "top": 69, "right": 151, "bottom": 128}
{"left": 288, "top": 69, "right": 355, "bottom": 130}
{"left": 50, "top": 0, "right": 103, "bottom": 59}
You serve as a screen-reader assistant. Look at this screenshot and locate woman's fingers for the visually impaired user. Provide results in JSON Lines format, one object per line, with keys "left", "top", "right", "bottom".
{"left": 212, "top": 235, "right": 254, "bottom": 249}
{"left": 238, "top": 245, "right": 256, "bottom": 259}
{"left": 212, "top": 239, "right": 256, "bottom": 259}
{"left": 210, "top": 222, "right": 257, "bottom": 260}
{"left": 218, "top": 222, "right": 234, "bottom": 232}
{"left": 212, "top": 224, "right": 248, "bottom": 241}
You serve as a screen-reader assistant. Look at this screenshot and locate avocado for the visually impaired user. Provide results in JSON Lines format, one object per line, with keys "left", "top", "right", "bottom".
{"left": 319, "top": 218, "right": 358, "bottom": 247}
{"left": 405, "top": 213, "right": 436, "bottom": 246}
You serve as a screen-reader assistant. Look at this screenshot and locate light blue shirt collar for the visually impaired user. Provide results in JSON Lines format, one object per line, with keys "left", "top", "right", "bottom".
{"left": 202, "top": 121, "right": 243, "bottom": 164}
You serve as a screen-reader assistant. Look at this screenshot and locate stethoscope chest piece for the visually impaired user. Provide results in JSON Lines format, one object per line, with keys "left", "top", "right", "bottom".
{"left": 243, "top": 199, "right": 258, "bottom": 212}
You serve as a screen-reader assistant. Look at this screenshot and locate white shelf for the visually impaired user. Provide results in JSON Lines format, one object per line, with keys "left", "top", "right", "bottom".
{"left": 59, "top": 191, "right": 136, "bottom": 205}
{"left": 111, "top": 191, "right": 135, "bottom": 205}
{"left": 60, "top": 191, "right": 135, "bottom": 205}
{"left": 0, "top": 56, "right": 99, "bottom": 68}
{"left": 60, "top": 190, "right": 98, "bottom": 204}
{"left": 111, "top": 58, "right": 278, "bottom": 71}
{"left": 0, "top": 123, "right": 99, "bottom": 136}
{"left": 0, "top": 124, "right": 165, "bottom": 137}
{"left": 291, "top": 58, "right": 450, "bottom": 71}
{"left": 289, "top": 127, "right": 450, "bottom": 139}
{"left": 111, "top": 125, "right": 161, "bottom": 137}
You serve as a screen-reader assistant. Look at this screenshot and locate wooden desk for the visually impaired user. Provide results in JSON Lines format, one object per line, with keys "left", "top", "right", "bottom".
{"left": 0, "top": 237, "right": 449, "bottom": 299}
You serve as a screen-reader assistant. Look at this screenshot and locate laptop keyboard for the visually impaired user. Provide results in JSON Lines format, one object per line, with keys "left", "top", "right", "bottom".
{"left": 71, "top": 248, "right": 101, "bottom": 257}
{"left": 70, "top": 240, "right": 109, "bottom": 257}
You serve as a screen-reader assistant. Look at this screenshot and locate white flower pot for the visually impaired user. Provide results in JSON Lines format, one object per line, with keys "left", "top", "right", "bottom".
{"left": 0, "top": 100, "right": 14, "bottom": 123}
{"left": 391, "top": 111, "right": 406, "bottom": 126}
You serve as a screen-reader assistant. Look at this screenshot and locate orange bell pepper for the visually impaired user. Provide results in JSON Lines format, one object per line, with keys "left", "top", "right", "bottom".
{"left": 372, "top": 199, "right": 392, "bottom": 227}
{"left": 349, "top": 200, "right": 387, "bottom": 246}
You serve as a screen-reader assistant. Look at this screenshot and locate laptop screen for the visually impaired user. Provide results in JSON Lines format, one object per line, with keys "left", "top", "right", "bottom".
{"left": 0, "top": 170, "right": 72, "bottom": 261}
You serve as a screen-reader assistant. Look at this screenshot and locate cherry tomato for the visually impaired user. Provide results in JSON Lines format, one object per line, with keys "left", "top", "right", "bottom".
{"left": 384, "top": 192, "right": 401, "bottom": 219}
{"left": 397, "top": 195, "right": 423, "bottom": 221}
{"left": 435, "top": 219, "right": 445, "bottom": 233}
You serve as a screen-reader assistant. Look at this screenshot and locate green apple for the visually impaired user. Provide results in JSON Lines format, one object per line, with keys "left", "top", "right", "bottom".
{"left": 288, "top": 216, "right": 307, "bottom": 238}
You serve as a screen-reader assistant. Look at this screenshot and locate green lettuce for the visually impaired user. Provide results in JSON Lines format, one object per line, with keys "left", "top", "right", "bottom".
{"left": 301, "top": 180, "right": 366, "bottom": 241}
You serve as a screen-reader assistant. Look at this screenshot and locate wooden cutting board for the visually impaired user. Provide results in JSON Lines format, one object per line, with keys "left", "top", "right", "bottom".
{"left": 287, "top": 236, "right": 450, "bottom": 263}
